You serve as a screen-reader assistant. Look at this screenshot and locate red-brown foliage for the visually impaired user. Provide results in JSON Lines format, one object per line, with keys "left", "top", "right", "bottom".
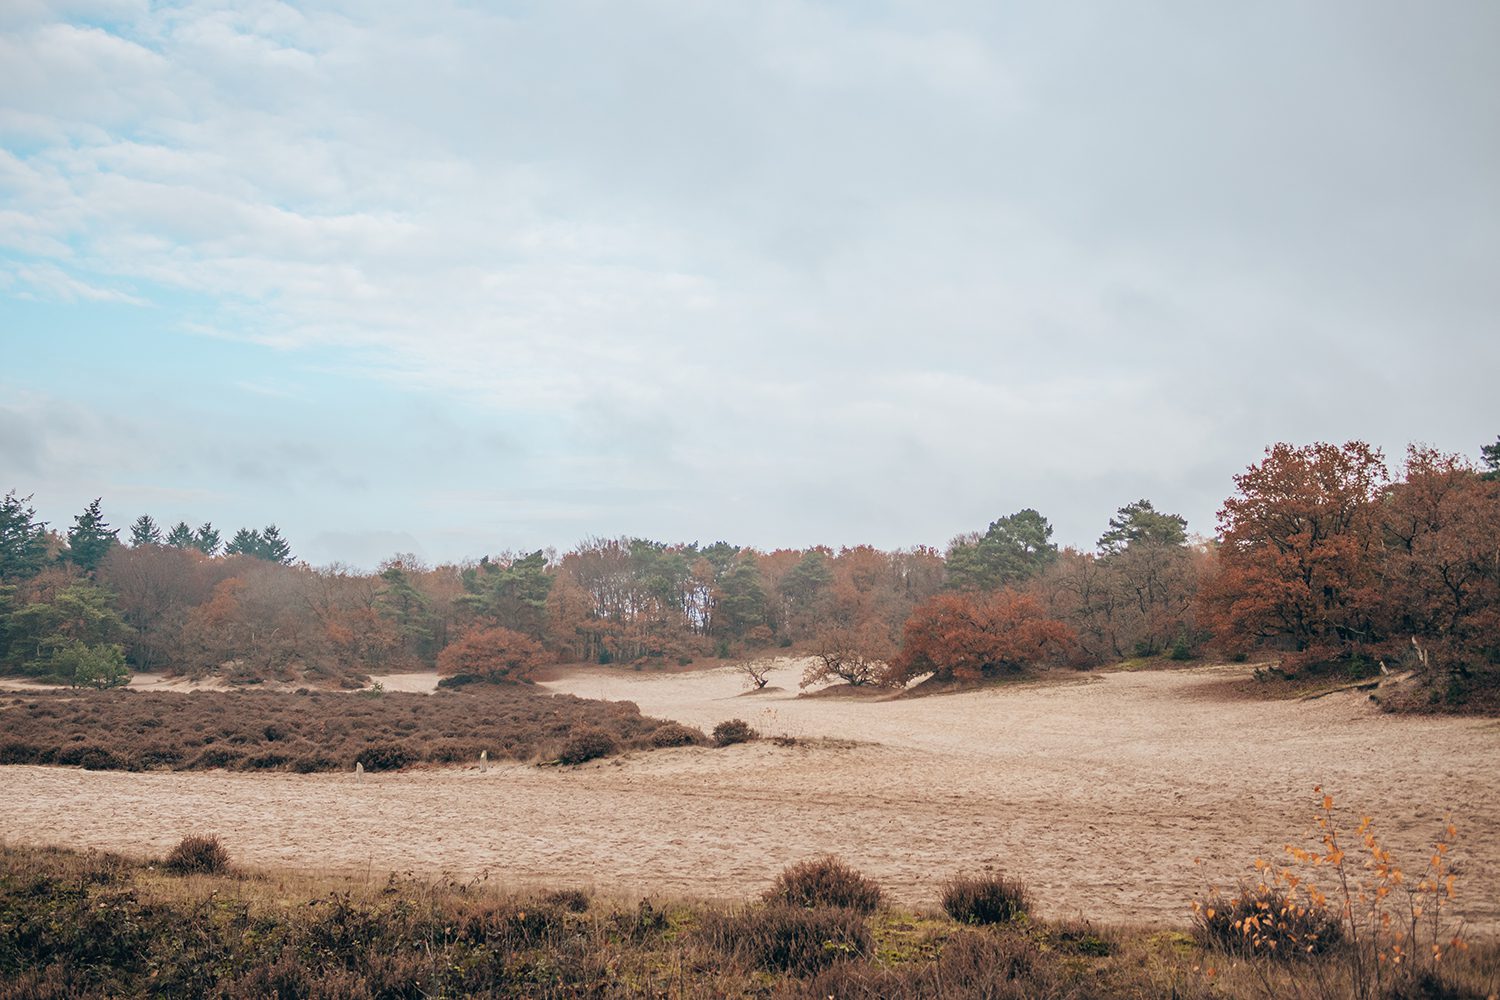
{"left": 888, "top": 590, "right": 1075, "bottom": 685}
{"left": 1199, "top": 441, "right": 1389, "bottom": 667}
{"left": 435, "top": 626, "right": 547, "bottom": 683}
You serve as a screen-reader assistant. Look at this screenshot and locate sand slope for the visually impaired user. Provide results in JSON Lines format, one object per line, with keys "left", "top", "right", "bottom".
{"left": 2, "top": 661, "right": 1496, "bottom": 932}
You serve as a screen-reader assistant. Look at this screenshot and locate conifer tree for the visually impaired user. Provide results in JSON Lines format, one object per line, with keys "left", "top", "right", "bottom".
{"left": 1, "top": 491, "right": 49, "bottom": 580}
{"left": 66, "top": 499, "right": 119, "bottom": 572}
{"left": 165, "top": 521, "right": 195, "bottom": 548}
{"left": 260, "top": 524, "right": 293, "bottom": 564}
{"left": 225, "top": 527, "right": 264, "bottom": 557}
{"left": 129, "top": 514, "right": 162, "bottom": 547}
{"left": 193, "top": 522, "right": 221, "bottom": 557}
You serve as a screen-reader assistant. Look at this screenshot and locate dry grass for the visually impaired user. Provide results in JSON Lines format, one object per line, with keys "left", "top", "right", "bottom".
{"left": 4, "top": 842, "right": 1493, "bottom": 999}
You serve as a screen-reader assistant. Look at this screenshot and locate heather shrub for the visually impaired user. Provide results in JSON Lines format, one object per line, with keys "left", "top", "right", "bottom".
{"left": 357, "top": 743, "right": 415, "bottom": 772}
{"left": 163, "top": 835, "right": 232, "bottom": 876}
{"left": 558, "top": 727, "right": 616, "bottom": 764}
{"left": 712, "top": 718, "right": 758, "bottom": 746}
{"left": 702, "top": 904, "right": 869, "bottom": 975}
{"left": 764, "top": 856, "right": 882, "bottom": 913}
{"left": 941, "top": 873, "right": 1032, "bottom": 925}
{"left": 649, "top": 722, "right": 705, "bottom": 748}
{"left": 541, "top": 888, "right": 591, "bottom": 913}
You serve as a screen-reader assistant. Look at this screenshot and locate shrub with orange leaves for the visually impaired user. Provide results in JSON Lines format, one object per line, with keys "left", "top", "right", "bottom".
{"left": 886, "top": 589, "right": 1075, "bottom": 686}
{"left": 435, "top": 626, "right": 547, "bottom": 684}
{"left": 1195, "top": 787, "right": 1470, "bottom": 999}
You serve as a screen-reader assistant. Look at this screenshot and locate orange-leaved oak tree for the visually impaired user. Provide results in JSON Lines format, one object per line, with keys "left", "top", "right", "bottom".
{"left": 887, "top": 590, "right": 1074, "bottom": 685}
{"left": 435, "top": 626, "right": 547, "bottom": 684}
{"left": 1199, "top": 441, "right": 1388, "bottom": 668}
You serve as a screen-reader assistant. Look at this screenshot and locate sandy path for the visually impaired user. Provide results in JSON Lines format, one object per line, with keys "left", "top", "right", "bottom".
{"left": 3, "top": 662, "right": 1496, "bottom": 932}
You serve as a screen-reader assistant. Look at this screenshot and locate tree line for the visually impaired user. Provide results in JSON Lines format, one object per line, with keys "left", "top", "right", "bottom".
{"left": 1, "top": 435, "right": 1495, "bottom": 697}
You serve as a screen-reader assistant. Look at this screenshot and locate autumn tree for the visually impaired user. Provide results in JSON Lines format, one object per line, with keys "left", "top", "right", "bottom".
{"left": 66, "top": 498, "right": 118, "bottom": 572}
{"left": 887, "top": 590, "right": 1075, "bottom": 685}
{"left": 946, "top": 509, "right": 1058, "bottom": 591}
{"left": 98, "top": 543, "right": 214, "bottom": 670}
{"left": 1377, "top": 446, "right": 1500, "bottom": 674}
{"left": 802, "top": 620, "right": 896, "bottom": 688}
{"left": 1199, "top": 441, "right": 1388, "bottom": 669}
{"left": 436, "top": 626, "right": 547, "bottom": 684}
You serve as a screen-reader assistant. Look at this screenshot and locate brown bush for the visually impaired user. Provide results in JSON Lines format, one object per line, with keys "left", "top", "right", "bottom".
{"left": 649, "top": 722, "right": 705, "bottom": 747}
{"left": 712, "top": 718, "right": 758, "bottom": 746}
{"left": 941, "top": 872, "right": 1032, "bottom": 924}
{"left": 163, "top": 834, "right": 231, "bottom": 875}
{"left": 702, "top": 904, "right": 869, "bottom": 975}
{"left": 557, "top": 727, "right": 617, "bottom": 765}
{"left": 764, "top": 856, "right": 882, "bottom": 913}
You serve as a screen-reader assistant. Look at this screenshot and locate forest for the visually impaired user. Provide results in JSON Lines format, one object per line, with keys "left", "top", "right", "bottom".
{"left": 2, "top": 437, "right": 1496, "bottom": 710}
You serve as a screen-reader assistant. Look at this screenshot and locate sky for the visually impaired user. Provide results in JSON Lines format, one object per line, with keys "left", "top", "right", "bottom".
{"left": 2, "top": 1, "right": 1497, "bottom": 570}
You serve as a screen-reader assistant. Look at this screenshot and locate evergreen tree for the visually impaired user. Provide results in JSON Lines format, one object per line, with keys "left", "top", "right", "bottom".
{"left": 1, "top": 491, "right": 49, "bottom": 580}
{"left": 1097, "top": 499, "right": 1188, "bottom": 556}
{"left": 165, "top": 521, "right": 195, "bottom": 548}
{"left": 66, "top": 499, "right": 119, "bottom": 572}
{"left": 193, "top": 522, "right": 221, "bottom": 556}
{"left": 225, "top": 527, "right": 264, "bottom": 557}
{"left": 458, "top": 550, "right": 552, "bottom": 637}
{"left": 129, "top": 514, "right": 162, "bottom": 547}
{"left": 260, "top": 524, "right": 293, "bottom": 564}
{"left": 946, "top": 509, "right": 1058, "bottom": 590}
{"left": 1482, "top": 435, "right": 1500, "bottom": 481}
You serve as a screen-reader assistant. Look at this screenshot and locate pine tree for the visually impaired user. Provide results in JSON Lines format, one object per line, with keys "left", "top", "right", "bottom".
{"left": 129, "top": 515, "right": 162, "bottom": 547}
{"left": 260, "top": 524, "right": 292, "bottom": 564}
{"left": 194, "top": 523, "right": 221, "bottom": 557}
{"left": 165, "top": 521, "right": 195, "bottom": 548}
{"left": 225, "top": 527, "right": 264, "bottom": 557}
{"left": 1, "top": 491, "right": 50, "bottom": 580}
{"left": 1482, "top": 435, "right": 1500, "bottom": 481}
{"left": 66, "top": 499, "right": 119, "bottom": 572}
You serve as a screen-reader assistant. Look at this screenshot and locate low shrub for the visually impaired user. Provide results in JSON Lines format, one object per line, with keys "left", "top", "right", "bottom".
{"left": 941, "top": 873, "right": 1032, "bottom": 925}
{"left": 1192, "top": 879, "right": 1343, "bottom": 958}
{"left": 795, "top": 930, "right": 1044, "bottom": 998}
{"left": 712, "top": 718, "right": 758, "bottom": 747}
{"left": 702, "top": 904, "right": 869, "bottom": 975}
{"left": 541, "top": 888, "right": 591, "bottom": 913}
{"left": 649, "top": 722, "right": 705, "bottom": 748}
{"left": 357, "top": 743, "right": 416, "bottom": 772}
{"left": 558, "top": 727, "right": 617, "bottom": 765}
{"left": 764, "top": 856, "right": 882, "bottom": 913}
{"left": 163, "top": 835, "right": 232, "bottom": 876}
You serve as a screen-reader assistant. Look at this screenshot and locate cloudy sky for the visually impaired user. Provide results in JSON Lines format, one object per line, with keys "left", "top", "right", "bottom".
{"left": 2, "top": 1, "right": 1496, "bottom": 568}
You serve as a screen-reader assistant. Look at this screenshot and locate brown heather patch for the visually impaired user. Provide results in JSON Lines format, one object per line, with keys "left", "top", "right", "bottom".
{"left": 0, "top": 685, "right": 675, "bottom": 773}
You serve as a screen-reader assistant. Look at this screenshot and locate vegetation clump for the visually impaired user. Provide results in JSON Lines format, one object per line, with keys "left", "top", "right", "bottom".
{"left": 764, "top": 856, "right": 883, "bottom": 913}
{"left": 0, "top": 685, "right": 676, "bottom": 773}
{"left": 941, "top": 872, "right": 1032, "bottom": 925}
{"left": 162, "top": 834, "right": 231, "bottom": 876}
{"left": 648, "top": 721, "right": 705, "bottom": 747}
{"left": 701, "top": 904, "right": 870, "bottom": 975}
{"left": 557, "top": 727, "right": 617, "bottom": 765}
{"left": 712, "top": 718, "right": 758, "bottom": 746}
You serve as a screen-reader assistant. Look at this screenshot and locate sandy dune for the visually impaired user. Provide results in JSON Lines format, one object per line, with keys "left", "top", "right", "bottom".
{"left": 3, "top": 661, "right": 1496, "bottom": 933}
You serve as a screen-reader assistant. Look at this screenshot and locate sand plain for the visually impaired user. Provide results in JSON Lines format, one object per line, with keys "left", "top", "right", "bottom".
{"left": 2, "top": 660, "right": 1496, "bottom": 932}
